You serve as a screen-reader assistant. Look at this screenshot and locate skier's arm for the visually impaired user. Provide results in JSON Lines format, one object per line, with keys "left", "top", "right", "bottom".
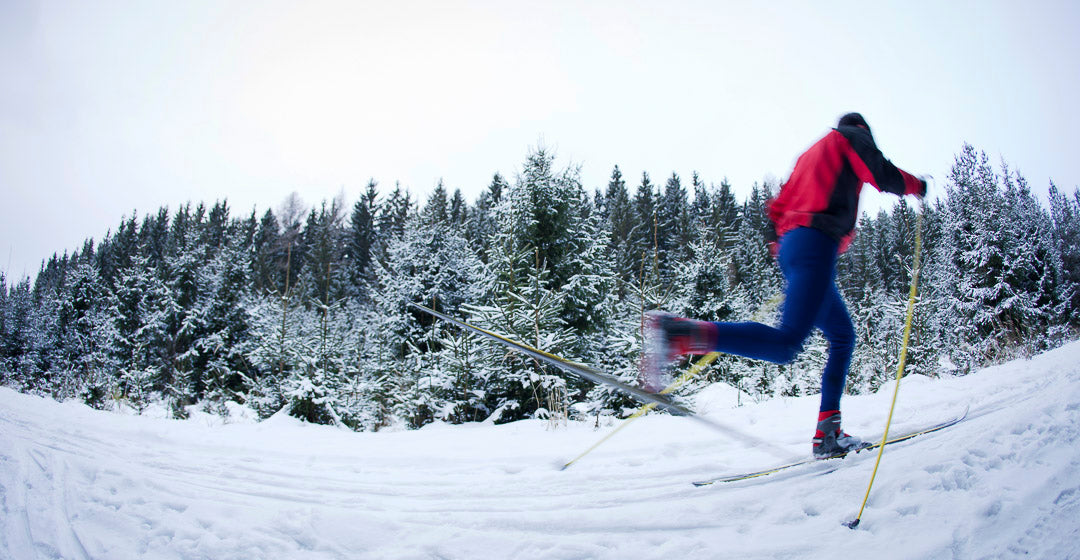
{"left": 840, "top": 127, "right": 927, "bottom": 197}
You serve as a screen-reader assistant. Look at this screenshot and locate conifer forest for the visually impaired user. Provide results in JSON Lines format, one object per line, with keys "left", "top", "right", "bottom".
{"left": 2, "top": 143, "right": 1078, "bottom": 431}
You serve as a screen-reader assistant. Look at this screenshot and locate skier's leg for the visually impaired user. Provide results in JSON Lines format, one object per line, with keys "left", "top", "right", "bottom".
{"left": 707, "top": 227, "right": 838, "bottom": 363}
{"left": 811, "top": 282, "right": 864, "bottom": 457}
{"left": 642, "top": 227, "right": 838, "bottom": 388}
{"left": 814, "top": 282, "right": 855, "bottom": 412}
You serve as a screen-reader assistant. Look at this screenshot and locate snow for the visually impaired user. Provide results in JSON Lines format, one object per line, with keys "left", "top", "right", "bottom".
{"left": 2, "top": 343, "right": 1080, "bottom": 559}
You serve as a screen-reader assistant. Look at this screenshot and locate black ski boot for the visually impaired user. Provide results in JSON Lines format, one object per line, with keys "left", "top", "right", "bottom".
{"left": 812, "top": 410, "right": 867, "bottom": 459}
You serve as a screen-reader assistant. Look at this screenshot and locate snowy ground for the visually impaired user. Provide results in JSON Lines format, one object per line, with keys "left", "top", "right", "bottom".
{"left": 2, "top": 343, "right": 1079, "bottom": 560}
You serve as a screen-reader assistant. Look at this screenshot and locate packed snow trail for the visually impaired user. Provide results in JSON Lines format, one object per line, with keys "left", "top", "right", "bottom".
{"left": 2, "top": 342, "right": 1079, "bottom": 559}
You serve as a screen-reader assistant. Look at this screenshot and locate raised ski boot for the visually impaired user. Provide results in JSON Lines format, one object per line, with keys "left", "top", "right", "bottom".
{"left": 812, "top": 410, "right": 867, "bottom": 459}
{"left": 641, "top": 312, "right": 716, "bottom": 393}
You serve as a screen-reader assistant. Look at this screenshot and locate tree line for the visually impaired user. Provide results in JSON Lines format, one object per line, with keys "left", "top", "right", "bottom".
{"left": 1, "top": 143, "right": 1077, "bottom": 429}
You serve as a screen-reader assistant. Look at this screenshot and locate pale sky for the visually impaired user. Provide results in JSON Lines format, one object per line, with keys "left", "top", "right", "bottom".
{"left": 2, "top": 1, "right": 1078, "bottom": 280}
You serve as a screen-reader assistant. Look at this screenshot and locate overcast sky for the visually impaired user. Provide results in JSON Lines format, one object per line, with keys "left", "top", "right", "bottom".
{"left": 2, "top": 1, "right": 1078, "bottom": 280}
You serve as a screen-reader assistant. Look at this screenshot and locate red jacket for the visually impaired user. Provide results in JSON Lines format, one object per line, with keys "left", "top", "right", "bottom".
{"left": 768, "top": 124, "right": 925, "bottom": 253}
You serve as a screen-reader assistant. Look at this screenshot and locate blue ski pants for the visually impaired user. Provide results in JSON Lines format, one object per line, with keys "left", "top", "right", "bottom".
{"left": 709, "top": 227, "right": 855, "bottom": 412}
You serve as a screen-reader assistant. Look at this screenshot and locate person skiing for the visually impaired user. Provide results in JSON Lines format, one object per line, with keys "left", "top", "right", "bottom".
{"left": 643, "top": 112, "right": 927, "bottom": 459}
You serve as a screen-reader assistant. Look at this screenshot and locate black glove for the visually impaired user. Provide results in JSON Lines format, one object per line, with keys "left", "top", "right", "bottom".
{"left": 918, "top": 174, "right": 932, "bottom": 199}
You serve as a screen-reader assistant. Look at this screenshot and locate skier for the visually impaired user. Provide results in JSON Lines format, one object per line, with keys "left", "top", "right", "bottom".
{"left": 643, "top": 112, "right": 927, "bottom": 458}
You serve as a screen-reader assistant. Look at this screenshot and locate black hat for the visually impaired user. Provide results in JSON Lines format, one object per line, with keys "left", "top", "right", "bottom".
{"left": 838, "top": 112, "right": 870, "bottom": 131}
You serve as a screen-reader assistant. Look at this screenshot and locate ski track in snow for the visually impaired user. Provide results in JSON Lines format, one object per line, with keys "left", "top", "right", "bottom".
{"left": 2, "top": 342, "right": 1080, "bottom": 559}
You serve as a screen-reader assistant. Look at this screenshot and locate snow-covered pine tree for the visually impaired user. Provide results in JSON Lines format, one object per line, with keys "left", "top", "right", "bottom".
{"left": 467, "top": 245, "right": 572, "bottom": 424}
{"left": 251, "top": 209, "right": 283, "bottom": 296}
{"left": 367, "top": 200, "right": 484, "bottom": 428}
{"left": 558, "top": 187, "right": 625, "bottom": 418}
{"left": 195, "top": 237, "right": 254, "bottom": 415}
{"left": 603, "top": 165, "right": 636, "bottom": 294}
{"left": 156, "top": 204, "right": 202, "bottom": 414}
{"left": 0, "top": 275, "right": 8, "bottom": 379}
{"left": 277, "top": 193, "right": 308, "bottom": 295}
{"left": 416, "top": 306, "right": 489, "bottom": 424}
{"left": 113, "top": 252, "right": 171, "bottom": 412}
{"left": 628, "top": 172, "right": 660, "bottom": 292}
{"left": 301, "top": 198, "right": 350, "bottom": 307}
{"left": 710, "top": 178, "right": 741, "bottom": 254}
{"left": 936, "top": 145, "right": 1002, "bottom": 370}
{"left": 260, "top": 197, "right": 352, "bottom": 426}
{"left": 242, "top": 202, "right": 300, "bottom": 419}
{"left": 999, "top": 167, "right": 1063, "bottom": 353}
{"left": 657, "top": 172, "right": 692, "bottom": 284}
{"left": 1048, "top": 182, "right": 1080, "bottom": 332}
{"left": 330, "top": 299, "right": 387, "bottom": 431}
{"left": 449, "top": 188, "right": 468, "bottom": 227}
{"left": 939, "top": 145, "right": 1062, "bottom": 367}
{"left": 138, "top": 207, "right": 171, "bottom": 272}
{"left": 54, "top": 253, "right": 122, "bottom": 409}
{"left": 243, "top": 290, "right": 302, "bottom": 419}
{"left": 96, "top": 214, "right": 138, "bottom": 287}
{"left": 464, "top": 173, "right": 507, "bottom": 262}
{"left": 346, "top": 180, "right": 379, "bottom": 299}
{"left": 12, "top": 278, "right": 45, "bottom": 392}
{"left": 422, "top": 179, "right": 450, "bottom": 226}
{"left": 690, "top": 172, "right": 710, "bottom": 225}
{"left": 465, "top": 148, "right": 583, "bottom": 423}
{"left": 0, "top": 278, "right": 6, "bottom": 371}
{"left": 376, "top": 183, "right": 413, "bottom": 259}
{"left": 551, "top": 167, "right": 616, "bottom": 342}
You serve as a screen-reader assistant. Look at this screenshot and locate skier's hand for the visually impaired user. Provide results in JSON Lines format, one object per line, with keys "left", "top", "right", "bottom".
{"left": 917, "top": 175, "right": 932, "bottom": 199}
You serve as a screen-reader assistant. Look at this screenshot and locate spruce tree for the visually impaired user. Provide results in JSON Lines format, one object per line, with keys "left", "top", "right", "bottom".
{"left": 139, "top": 207, "right": 170, "bottom": 270}
{"left": 1, "top": 279, "right": 36, "bottom": 390}
{"left": 449, "top": 188, "right": 467, "bottom": 227}
{"left": 347, "top": 179, "right": 379, "bottom": 296}
{"left": 423, "top": 180, "right": 450, "bottom": 225}
{"left": 377, "top": 183, "right": 413, "bottom": 254}
{"left": 690, "top": 171, "right": 710, "bottom": 225}
{"left": 1048, "top": 183, "right": 1080, "bottom": 331}
{"left": 629, "top": 172, "right": 659, "bottom": 293}
{"left": 0, "top": 275, "right": 9, "bottom": 383}
{"left": 113, "top": 252, "right": 170, "bottom": 412}
{"left": 604, "top": 165, "right": 635, "bottom": 289}
{"left": 465, "top": 148, "right": 586, "bottom": 423}
{"left": 196, "top": 238, "right": 254, "bottom": 412}
{"left": 711, "top": 178, "right": 740, "bottom": 252}
{"left": 252, "top": 209, "right": 282, "bottom": 295}
{"left": 657, "top": 172, "right": 691, "bottom": 281}
{"left": 1000, "top": 167, "right": 1061, "bottom": 351}
{"left": 465, "top": 173, "right": 507, "bottom": 261}
{"left": 57, "top": 257, "right": 121, "bottom": 408}
{"left": 367, "top": 207, "right": 483, "bottom": 427}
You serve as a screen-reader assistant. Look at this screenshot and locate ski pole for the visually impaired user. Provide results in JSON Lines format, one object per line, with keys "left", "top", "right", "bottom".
{"left": 848, "top": 205, "right": 924, "bottom": 529}
{"left": 561, "top": 352, "right": 721, "bottom": 470}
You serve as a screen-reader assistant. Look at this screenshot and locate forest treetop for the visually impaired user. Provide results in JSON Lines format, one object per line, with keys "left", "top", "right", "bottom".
{"left": 1, "top": 144, "right": 1078, "bottom": 430}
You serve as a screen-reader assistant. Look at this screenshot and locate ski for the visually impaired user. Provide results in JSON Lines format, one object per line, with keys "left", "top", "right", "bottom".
{"left": 409, "top": 302, "right": 778, "bottom": 450}
{"left": 692, "top": 406, "right": 969, "bottom": 486}
{"left": 409, "top": 303, "right": 690, "bottom": 409}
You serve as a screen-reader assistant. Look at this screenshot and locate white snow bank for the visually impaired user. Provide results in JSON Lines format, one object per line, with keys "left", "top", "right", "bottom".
{"left": 2, "top": 341, "right": 1079, "bottom": 559}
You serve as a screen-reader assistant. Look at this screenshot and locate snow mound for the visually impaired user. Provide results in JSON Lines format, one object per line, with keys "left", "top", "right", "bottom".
{"left": 692, "top": 380, "right": 754, "bottom": 414}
